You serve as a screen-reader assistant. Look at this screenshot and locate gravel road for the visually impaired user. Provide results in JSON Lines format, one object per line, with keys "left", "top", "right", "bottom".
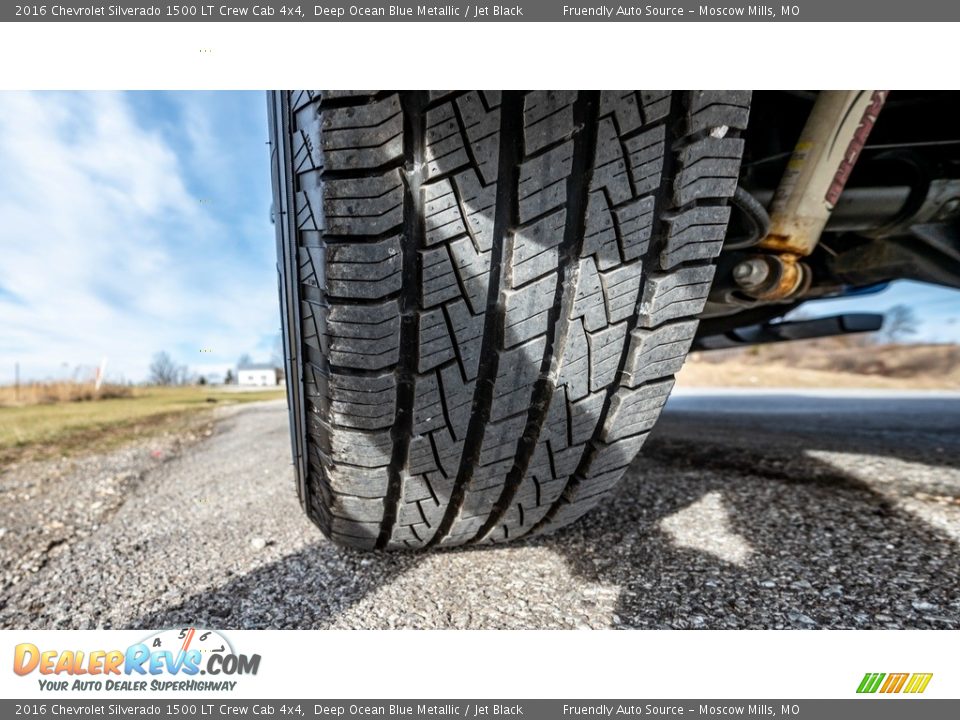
{"left": 2, "top": 390, "right": 959, "bottom": 630}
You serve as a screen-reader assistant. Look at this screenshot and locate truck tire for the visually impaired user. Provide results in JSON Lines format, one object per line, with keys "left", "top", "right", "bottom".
{"left": 269, "top": 90, "right": 750, "bottom": 550}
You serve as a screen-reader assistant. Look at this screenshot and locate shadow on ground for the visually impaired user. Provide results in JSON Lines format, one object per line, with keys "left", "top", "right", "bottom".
{"left": 137, "top": 393, "right": 960, "bottom": 630}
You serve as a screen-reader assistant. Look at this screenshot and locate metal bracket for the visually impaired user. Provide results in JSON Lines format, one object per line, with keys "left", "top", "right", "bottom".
{"left": 693, "top": 313, "right": 884, "bottom": 351}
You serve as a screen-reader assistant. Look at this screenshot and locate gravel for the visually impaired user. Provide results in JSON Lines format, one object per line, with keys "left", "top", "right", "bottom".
{"left": 1, "top": 390, "right": 958, "bottom": 630}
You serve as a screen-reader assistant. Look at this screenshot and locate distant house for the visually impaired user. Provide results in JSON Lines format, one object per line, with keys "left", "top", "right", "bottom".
{"left": 237, "top": 363, "right": 281, "bottom": 387}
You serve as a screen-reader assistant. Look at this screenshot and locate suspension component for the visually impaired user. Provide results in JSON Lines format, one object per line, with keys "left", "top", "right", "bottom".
{"left": 742, "top": 90, "right": 888, "bottom": 301}
{"left": 732, "top": 253, "right": 811, "bottom": 301}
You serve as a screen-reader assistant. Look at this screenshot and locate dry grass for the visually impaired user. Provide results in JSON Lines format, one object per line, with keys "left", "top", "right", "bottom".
{"left": 0, "top": 385, "right": 285, "bottom": 466}
{"left": 0, "top": 381, "right": 133, "bottom": 407}
{"left": 679, "top": 341, "right": 960, "bottom": 389}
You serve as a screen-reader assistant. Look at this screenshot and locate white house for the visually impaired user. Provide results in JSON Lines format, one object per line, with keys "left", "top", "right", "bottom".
{"left": 237, "top": 363, "right": 280, "bottom": 387}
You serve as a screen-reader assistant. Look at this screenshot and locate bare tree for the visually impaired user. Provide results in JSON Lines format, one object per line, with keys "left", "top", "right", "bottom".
{"left": 176, "top": 364, "right": 195, "bottom": 386}
{"left": 149, "top": 351, "right": 180, "bottom": 386}
{"left": 883, "top": 304, "right": 919, "bottom": 342}
{"left": 237, "top": 353, "right": 252, "bottom": 367}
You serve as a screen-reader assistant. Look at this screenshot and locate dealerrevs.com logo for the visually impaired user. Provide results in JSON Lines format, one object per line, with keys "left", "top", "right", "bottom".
{"left": 857, "top": 672, "right": 933, "bottom": 694}
{"left": 13, "top": 628, "right": 260, "bottom": 692}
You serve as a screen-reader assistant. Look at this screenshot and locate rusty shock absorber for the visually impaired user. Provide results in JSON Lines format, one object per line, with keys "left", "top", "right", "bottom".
{"left": 736, "top": 91, "right": 889, "bottom": 301}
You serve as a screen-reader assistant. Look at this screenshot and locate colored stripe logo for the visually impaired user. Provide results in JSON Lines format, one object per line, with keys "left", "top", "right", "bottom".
{"left": 857, "top": 672, "right": 933, "bottom": 694}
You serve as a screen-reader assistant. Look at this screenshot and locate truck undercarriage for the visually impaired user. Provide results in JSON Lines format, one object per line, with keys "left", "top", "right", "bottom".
{"left": 698, "top": 90, "right": 960, "bottom": 349}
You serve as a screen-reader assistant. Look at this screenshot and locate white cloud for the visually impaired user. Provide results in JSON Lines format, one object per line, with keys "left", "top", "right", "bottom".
{"left": 0, "top": 92, "right": 278, "bottom": 383}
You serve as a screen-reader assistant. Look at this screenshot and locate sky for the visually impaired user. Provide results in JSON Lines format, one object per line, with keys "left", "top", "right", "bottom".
{"left": 0, "top": 91, "right": 957, "bottom": 385}
{"left": 0, "top": 91, "right": 279, "bottom": 384}
{"left": 789, "top": 280, "right": 960, "bottom": 342}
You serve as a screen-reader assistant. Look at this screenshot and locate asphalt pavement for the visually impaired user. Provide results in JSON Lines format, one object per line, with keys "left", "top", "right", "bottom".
{"left": 2, "top": 389, "right": 958, "bottom": 629}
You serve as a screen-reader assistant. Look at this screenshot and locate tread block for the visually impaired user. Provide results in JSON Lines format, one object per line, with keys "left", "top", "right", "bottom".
{"left": 323, "top": 236, "right": 402, "bottom": 299}
{"left": 510, "top": 209, "right": 566, "bottom": 287}
{"left": 318, "top": 94, "right": 403, "bottom": 170}
{"left": 614, "top": 195, "right": 655, "bottom": 261}
{"left": 408, "top": 435, "right": 438, "bottom": 476}
{"left": 638, "top": 265, "right": 714, "bottom": 328}
{"left": 523, "top": 90, "right": 576, "bottom": 154}
{"left": 624, "top": 125, "right": 666, "bottom": 196}
{"left": 503, "top": 273, "right": 557, "bottom": 348}
{"left": 424, "top": 93, "right": 501, "bottom": 185}
{"left": 419, "top": 307, "right": 455, "bottom": 372}
{"left": 421, "top": 245, "right": 461, "bottom": 308}
{"left": 540, "top": 388, "right": 572, "bottom": 449}
{"left": 602, "top": 379, "right": 675, "bottom": 442}
{"left": 319, "top": 172, "right": 404, "bottom": 236}
{"left": 622, "top": 319, "right": 699, "bottom": 387}
{"left": 318, "top": 90, "right": 377, "bottom": 101}
{"left": 571, "top": 257, "right": 607, "bottom": 332}
{"left": 449, "top": 237, "right": 491, "bottom": 315}
{"left": 569, "top": 390, "right": 605, "bottom": 446}
{"left": 445, "top": 299, "right": 485, "bottom": 381}
{"left": 600, "top": 261, "right": 643, "bottom": 324}
{"left": 427, "top": 423, "right": 463, "bottom": 480}
{"left": 590, "top": 117, "right": 632, "bottom": 205}
{"left": 327, "top": 494, "right": 385, "bottom": 523}
{"left": 674, "top": 136, "right": 745, "bottom": 206}
{"left": 319, "top": 94, "right": 398, "bottom": 133}
{"left": 402, "top": 473, "right": 438, "bottom": 503}
{"left": 325, "top": 371, "right": 396, "bottom": 430}
{"left": 582, "top": 191, "right": 622, "bottom": 271}
{"left": 640, "top": 91, "right": 671, "bottom": 124}
{"left": 323, "top": 300, "right": 400, "bottom": 369}
{"left": 322, "top": 464, "right": 390, "bottom": 499}
{"left": 599, "top": 90, "right": 643, "bottom": 136}
{"left": 329, "top": 517, "right": 381, "bottom": 543}
{"left": 687, "top": 91, "right": 752, "bottom": 134}
{"left": 557, "top": 318, "right": 589, "bottom": 402}
{"left": 660, "top": 205, "right": 731, "bottom": 269}
{"left": 478, "top": 415, "right": 528, "bottom": 467}
{"left": 423, "top": 179, "right": 470, "bottom": 247}
{"left": 329, "top": 426, "right": 394, "bottom": 467}
{"left": 413, "top": 373, "right": 446, "bottom": 434}
{"left": 480, "top": 91, "right": 503, "bottom": 108}
{"left": 456, "top": 92, "right": 502, "bottom": 185}
{"left": 491, "top": 336, "right": 547, "bottom": 421}
{"left": 518, "top": 142, "right": 574, "bottom": 223}
{"left": 397, "top": 501, "right": 429, "bottom": 526}
{"left": 452, "top": 170, "right": 498, "bottom": 252}
{"left": 439, "top": 364, "right": 474, "bottom": 433}
{"left": 551, "top": 444, "right": 585, "bottom": 482}
{"left": 587, "top": 322, "right": 628, "bottom": 392}
{"left": 425, "top": 102, "right": 470, "bottom": 179}
{"left": 589, "top": 434, "right": 649, "bottom": 477}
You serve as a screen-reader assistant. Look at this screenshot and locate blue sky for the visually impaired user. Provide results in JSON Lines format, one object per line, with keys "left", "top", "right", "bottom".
{"left": 0, "top": 91, "right": 957, "bottom": 384}
{"left": 790, "top": 280, "right": 960, "bottom": 342}
{"left": 0, "top": 92, "right": 279, "bottom": 384}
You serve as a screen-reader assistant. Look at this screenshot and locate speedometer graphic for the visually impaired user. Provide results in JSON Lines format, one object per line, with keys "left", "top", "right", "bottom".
{"left": 141, "top": 627, "right": 234, "bottom": 659}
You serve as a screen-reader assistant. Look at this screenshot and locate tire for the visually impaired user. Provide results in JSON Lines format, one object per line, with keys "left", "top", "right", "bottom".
{"left": 269, "top": 90, "right": 750, "bottom": 550}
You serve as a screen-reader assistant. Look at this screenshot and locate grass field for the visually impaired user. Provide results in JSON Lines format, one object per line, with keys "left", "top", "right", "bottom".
{"left": 0, "top": 386, "right": 285, "bottom": 465}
